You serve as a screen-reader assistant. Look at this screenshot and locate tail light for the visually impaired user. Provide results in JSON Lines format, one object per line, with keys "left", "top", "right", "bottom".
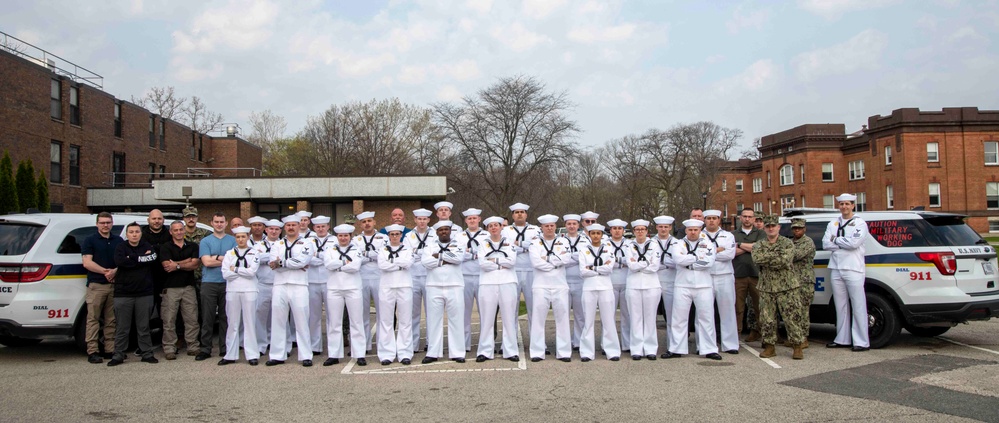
{"left": 916, "top": 252, "right": 957, "bottom": 276}
{"left": 0, "top": 263, "right": 53, "bottom": 283}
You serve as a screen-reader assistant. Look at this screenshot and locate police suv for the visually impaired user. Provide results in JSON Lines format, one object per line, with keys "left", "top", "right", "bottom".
{"left": 0, "top": 213, "right": 210, "bottom": 350}
{"left": 781, "top": 209, "right": 999, "bottom": 348}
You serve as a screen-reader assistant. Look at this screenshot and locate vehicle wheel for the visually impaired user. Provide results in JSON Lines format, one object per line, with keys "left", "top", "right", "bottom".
{"left": 866, "top": 292, "right": 901, "bottom": 349}
{"left": 74, "top": 307, "right": 88, "bottom": 353}
{"left": 905, "top": 325, "right": 951, "bottom": 337}
{"left": 0, "top": 335, "right": 43, "bottom": 347}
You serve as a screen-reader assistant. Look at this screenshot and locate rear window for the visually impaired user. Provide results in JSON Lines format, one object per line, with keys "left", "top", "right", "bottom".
{"left": 0, "top": 223, "right": 45, "bottom": 256}
{"left": 867, "top": 216, "right": 982, "bottom": 248}
{"left": 922, "top": 215, "right": 985, "bottom": 246}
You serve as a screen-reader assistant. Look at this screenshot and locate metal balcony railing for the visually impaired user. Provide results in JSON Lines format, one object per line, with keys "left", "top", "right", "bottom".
{"left": 1, "top": 30, "right": 104, "bottom": 89}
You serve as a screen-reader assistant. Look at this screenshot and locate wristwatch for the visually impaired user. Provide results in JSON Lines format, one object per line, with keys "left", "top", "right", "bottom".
{"left": 176, "top": 263, "right": 180, "bottom": 270}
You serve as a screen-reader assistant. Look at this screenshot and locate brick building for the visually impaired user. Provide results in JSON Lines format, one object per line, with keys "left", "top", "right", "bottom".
{"left": 712, "top": 107, "right": 999, "bottom": 233}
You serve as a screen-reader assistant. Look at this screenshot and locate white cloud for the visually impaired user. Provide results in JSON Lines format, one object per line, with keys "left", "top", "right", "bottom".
{"left": 714, "top": 59, "right": 780, "bottom": 94}
{"left": 172, "top": 0, "right": 279, "bottom": 53}
{"left": 567, "top": 23, "right": 637, "bottom": 44}
{"left": 706, "top": 54, "right": 726, "bottom": 64}
{"left": 522, "top": 0, "right": 568, "bottom": 19}
{"left": 798, "top": 0, "right": 900, "bottom": 20}
{"left": 726, "top": 6, "right": 770, "bottom": 34}
{"left": 491, "top": 22, "right": 549, "bottom": 52}
{"left": 465, "top": 0, "right": 493, "bottom": 14}
{"left": 791, "top": 29, "right": 888, "bottom": 82}
{"left": 436, "top": 85, "right": 464, "bottom": 102}
{"left": 172, "top": 61, "right": 223, "bottom": 82}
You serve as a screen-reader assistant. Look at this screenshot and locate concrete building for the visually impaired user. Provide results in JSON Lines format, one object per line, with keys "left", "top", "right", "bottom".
{"left": 712, "top": 107, "right": 999, "bottom": 233}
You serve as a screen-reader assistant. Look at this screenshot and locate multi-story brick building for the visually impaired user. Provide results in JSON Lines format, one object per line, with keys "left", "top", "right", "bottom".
{"left": 713, "top": 107, "right": 999, "bottom": 233}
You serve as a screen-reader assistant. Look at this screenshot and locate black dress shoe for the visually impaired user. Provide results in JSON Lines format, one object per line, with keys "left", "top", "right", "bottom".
{"left": 323, "top": 358, "right": 340, "bottom": 366}
{"left": 572, "top": 346, "right": 579, "bottom": 351}
{"left": 106, "top": 358, "right": 124, "bottom": 367}
{"left": 141, "top": 356, "right": 159, "bottom": 364}
{"left": 622, "top": 349, "right": 630, "bottom": 353}
{"left": 302, "top": 360, "right": 313, "bottom": 367}
{"left": 609, "top": 356, "right": 620, "bottom": 361}
{"left": 645, "top": 354, "right": 657, "bottom": 360}
{"left": 401, "top": 358, "right": 411, "bottom": 365}
{"left": 507, "top": 355, "right": 519, "bottom": 362}
{"left": 724, "top": 349, "right": 739, "bottom": 355}
{"left": 545, "top": 348, "right": 551, "bottom": 356}
{"left": 826, "top": 342, "right": 850, "bottom": 348}
{"left": 558, "top": 357, "right": 571, "bottom": 362}
{"left": 705, "top": 353, "right": 722, "bottom": 360}
{"left": 661, "top": 352, "right": 682, "bottom": 359}
{"left": 381, "top": 360, "right": 391, "bottom": 365}
{"left": 218, "top": 359, "right": 235, "bottom": 365}
{"left": 851, "top": 346, "right": 870, "bottom": 352}
{"left": 530, "top": 357, "right": 543, "bottom": 362}
{"left": 265, "top": 359, "right": 284, "bottom": 366}
{"left": 195, "top": 352, "right": 211, "bottom": 361}
{"left": 248, "top": 359, "right": 259, "bottom": 366}
{"left": 88, "top": 353, "right": 103, "bottom": 364}
{"left": 422, "top": 357, "right": 438, "bottom": 364}
{"left": 631, "top": 355, "right": 642, "bottom": 361}
{"left": 356, "top": 358, "right": 367, "bottom": 366}
{"left": 452, "top": 357, "right": 466, "bottom": 363}
{"left": 101, "top": 352, "right": 114, "bottom": 359}
{"left": 581, "top": 357, "right": 592, "bottom": 362}
{"left": 476, "top": 355, "right": 488, "bottom": 363}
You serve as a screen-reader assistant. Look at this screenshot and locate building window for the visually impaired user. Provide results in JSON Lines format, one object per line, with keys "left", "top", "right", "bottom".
{"left": 929, "top": 183, "right": 941, "bottom": 207}
{"left": 856, "top": 192, "right": 867, "bottom": 212}
{"left": 114, "top": 102, "right": 122, "bottom": 137}
{"left": 190, "top": 131, "right": 197, "bottom": 159}
{"left": 112, "top": 152, "right": 126, "bottom": 187}
{"left": 49, "top": 141, "right": 62, "bottom": 183}
{"left": 927, "top": 142, "right": 939, "bottom": 163}
{"left": 69, "top": 145, "right": 80, "bottom": 186}
{"left": 737, "top": 202, "right": 744, "bottom": 211}
{"left": 149, "top": 116, "right": 156, "bottom": 148}
{"left": 159, "top": 165, "right": 166, "bottom": 177}
{"left": 159, "top": 119, "right": 166, "bottom": 150}
{"left": 988, "top": 183, "right": 999, "bottom": 210}
{"left": 990, "top": 219, "right": 999, "bottom": 233}
{"left": 787, "top": 145, "right": 793, "bottom": 152}
{"left": 50, "top": 79, "right": 61, "bottom": 119}
{"left": 885, "top": 146, "right": 893, "bottom": 165}
{"left": 822, "top": 163, "right": 833, "bottom": 182}
{"left": 753, "top": 202, "right": 762, "bottom": 213}
{"left": 766, "top": 171, "right": 771, "bottom": 188}
{"left": 723, "top": 204, "right": 728, "bottom": 218}
{"left": 848, "top": 160, "right": 865, "bottom": 180}
{"left": 752, "top": 178, "right": 762, "bottom": 193}
{"left": 799, "top": 164, "right": 805, "bottom": 184}
{"left": 779, "top": 164, "right": 794, "bottom": 186}
{"left": 198, "top": 135, "right": 204, "bottom": 161}
{"left": 800, "top": 195, "right": 805, "bottom": 208}
{"left": 886, "top": 185, "right": 894, "bottom": 209}
{"left": 823, "top": 194, "right": 835, "bottom": 209}
{"left": 69, "top": 86, "right": 80, "bottom": 125}
{"left": 986, "top": 142, "right": 998, "bottom": 165}
{"left": 721, "top": 179, "right": 727, "bottom": 192}
{"left": 780, "top": 195, "right": 795, "bottom": 213}
{"left": 735, "top": 179, "right": 743, "bottom": 192}
{"left": 148, "top": 163, "right": 156, "bottom": 183}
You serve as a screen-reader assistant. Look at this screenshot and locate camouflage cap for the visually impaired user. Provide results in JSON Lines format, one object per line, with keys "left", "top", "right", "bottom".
{"left": 791, "top": 218, "right": 806, "bottom": 228}
{"left": 182, "top": 206, "right": 198, "bottom": 217}
{"left": 762, "top": 215, "right": 779, "bottom": 226}
{"left": 755, "top": 213, "right": 765, "bottom": 221}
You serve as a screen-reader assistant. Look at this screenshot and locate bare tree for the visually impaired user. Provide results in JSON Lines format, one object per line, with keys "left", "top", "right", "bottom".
{"left": 740, "top": 137, "right": 762, "bottom": 160}
{"left": 131, "top": 86, "right": 186, "bottom": 120}
{"left": 432, "top": 75, "right": 580, "bottom": 215}
{"left": 247, "top": 110, "right": 287, "bottom": 147}
{"left": 0, "top": 36, "right": 26, "bottom": 55}
{"left": 183, "top": 96, "right": 224, "bottom": 133}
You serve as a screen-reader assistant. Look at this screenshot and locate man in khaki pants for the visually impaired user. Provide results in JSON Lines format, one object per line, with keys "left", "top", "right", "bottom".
{"left": 158, "top": 221, "right": 202, "bottom": 359}
{"left": 80, "top": 212, "right": 121, "bottom": 364}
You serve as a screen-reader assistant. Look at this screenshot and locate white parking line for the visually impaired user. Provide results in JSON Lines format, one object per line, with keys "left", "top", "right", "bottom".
{"left": 938, "top": 336, "right": 999, "bottom": 356}
{"left": 740, "top": 342, "right": 782, "bottom": 369}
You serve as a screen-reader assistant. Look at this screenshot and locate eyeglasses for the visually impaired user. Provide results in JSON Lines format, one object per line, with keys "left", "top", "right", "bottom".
{"left": 97, "top": 221, "right": 113, "bottom": 225}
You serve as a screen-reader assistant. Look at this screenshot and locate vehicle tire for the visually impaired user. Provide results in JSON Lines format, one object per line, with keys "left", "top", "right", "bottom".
{"left": 74, "top": 307, "right": 88, "bottom": 353}
{"left": 866, "top": 292, "right": 901, "bottom": 349}
{"left": 0, "top": 335, "right": 43, "bottom": 347}
{"left": 904, "top": 325, "right": 951, "bottom": 337}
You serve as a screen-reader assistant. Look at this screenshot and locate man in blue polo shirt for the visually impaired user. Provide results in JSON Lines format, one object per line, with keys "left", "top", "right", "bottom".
{"left": 80, "top": 212, "right": 122, "bottom": 364}
{"left": 196, "top": 212, "right": 237, "bottom": 361}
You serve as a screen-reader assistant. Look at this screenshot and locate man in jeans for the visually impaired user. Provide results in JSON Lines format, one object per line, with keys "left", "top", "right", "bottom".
{"left": 732, "top": 208, "right": 765, "bottom": 342}
{"left": 80, "top": 212, "right": 121, "bottom": 364}
{"left": 196, "top": 212, "right": 236, "bottom": 361}
{"left": 159, "top": 221, "right": 202, "bottom": 360}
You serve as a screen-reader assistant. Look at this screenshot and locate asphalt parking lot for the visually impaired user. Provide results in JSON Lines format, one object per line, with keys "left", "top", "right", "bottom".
{"left": 1, "top": 316, "right": 997, "bottom": 422}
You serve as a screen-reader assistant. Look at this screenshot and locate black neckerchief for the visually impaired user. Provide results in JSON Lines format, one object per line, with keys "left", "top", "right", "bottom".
{"left": 387, "top": 244, "right": 403, "bottom": 260}
{"left": 233, "top": 247, "right": 250, "bottom": 268}
{"left": 414, "top": 230, "right": 430, "bottom": 250}
{"left": 335, "top": 244, "right": 354, "bottom": 261}
{"left": 262, "top": 239, "right": 274, "bottom": 253}
{"left": 465, "top": 229, "right": 482, "bottom": 251}
{"left": 512, "top": 225, "right": 528, "bottom": 243}
{"left": 438, "top": 241, "right": 452, "bottom": 252}
{"left": 486, "top": 238, "right": 508, "bottom": 258}
{"left": 315, "top": 236, "right": 330, "bottom": 254}
{"left": 564, "top": 234, "right": 583, "bottom": 253}
{"left": 283, "top": 237, "right": 298, "bottom": 260}
{"left": 610, "top": 239, "right": 626, "bottom": 259}
{"left": 657, "top": 236, "right": 673, "bottom": 264}
{"left": 683, "top": 238, "right": 698, "bottom": 255}
{"left": 540, "top": 238, "right": 558, "bottom": 257}
{"left": 837, "top": 217, "right": 855, "bottom": 237}
{"left": 588, "top": 245, "right": 604, "bottom": 267}
{"left": 634, "top": 240, "right": 651, "bottom": 262}
{"left": 705, "top": 230, "right": 720, "bottom": 247}
{"left": 362, "top": 234, "right": 377, "bottom": 252}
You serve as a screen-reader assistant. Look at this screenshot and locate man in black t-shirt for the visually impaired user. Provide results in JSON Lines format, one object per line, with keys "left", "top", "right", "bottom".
{"left": 158, "top": 221, "right": 203, "bottom": 360}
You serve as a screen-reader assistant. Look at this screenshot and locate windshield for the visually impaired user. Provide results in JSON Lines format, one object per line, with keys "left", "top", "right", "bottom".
{"left": 0, "top": 223, "right": 45, "bottom": 256}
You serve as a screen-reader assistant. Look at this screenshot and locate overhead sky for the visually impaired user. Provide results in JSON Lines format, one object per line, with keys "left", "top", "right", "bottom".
{"left": 2, "top": 0, "right": 997, "bottom": 154}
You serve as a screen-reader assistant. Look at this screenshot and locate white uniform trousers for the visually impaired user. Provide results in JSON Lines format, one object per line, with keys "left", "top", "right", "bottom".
{"left": 269, "top": 285, "right": 312, "bottom": 361}
{"left": 669, "top": 286, "right": 717, "bottom": 355}
{"left": 831, "top": 269, "right": 870, "bottom": 348}
{"left": 581, "top": 289, "right": 621, "bottom": 360}
{"left": 361, "top": 276, "right": 379, "bottom": 351}
{"left": 476, "top": 283, "right": 519, "bottom": 359}
{"left": 567, "top": 280, "right": 584, "bottom": 348}
{"left": 711, "top": 274, "right": 740, "bottom": 351}
{"left": 660, "top": 277, "right": 675, "bottom": 327}
{"left": 611, "top": 284, "right": 631, "bottom": 350}
{"left": 517, "top": 270, "right": 535, "bottom": 330}
{"left": 426, "top": 286, "right": 465, "bottom": 359}
{"left": 411, "top": 275, "right": 427, "bottom": 352}
{"left": 255, "top": 283, "right": 273, "bottom": 354}
{"left": 224, "top": 292, "right": 259, "bottom": 361}
{"left": 307, "top": 283, "right": 326, "bottom": 354}
{"left": 529, "top": 287, "right": 571, "bottom": 359}
{"left": 626, "top": 287, "right": 662, "bottom": 356}
{"left": 326, "top": 288, "right": 366, "bottom": 359}
{"left": 377, "top": 286, "right": 414, "bottom": 362}
{"left": 462, "top": 274, "right": 480, "bottom": 350}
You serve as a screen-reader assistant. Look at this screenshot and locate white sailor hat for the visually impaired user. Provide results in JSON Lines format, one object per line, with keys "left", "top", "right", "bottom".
{"left": 413, "top": 208, "right": 433, "bottom": 217}
{"left": 232, "top": 226, "right": 251, "bottom": 234}
{"left": 462, "top": 208, "right": 482, "bottom": 217}
{"left": 682, "top": 219, "right": 703, "bottom": 228}
{"left": 653, "top": 216, "right": 675, "bottom": 225}
{"left": 281, "top": 215, "right": 300, "bottom": 224}
{"left": 483, "top": 216, "right": 505, "bottom": 226}
{"left": 296, "top": 210, "right": 313, "bottom": 218}
{"left": 704, "top": 210, "right": 722, "bottom": 218}
{"left": 434, "top": 201, "right": 453, "bottom": 210}
{"left": 356, "top": 211, "right": 375, "bottom": 220}
{"left": 311, "top": 215, "right": 330, "bottom": 225}
{"left": 631, "top": 219, "right": 650, "bottom": 228}
{"left": 835, "top": 193, "right": 857, "bottom": 202}
{"left": 333, "top": 224, "right": 355, "bottom": 234}
{"left": 581, "top": 211, "right": 599, "bottom": 220}
{"left": 537, "top": 214, "right": 559, "bottom": 224}
{"left": 563, "top": 214, "right": 581, "bottom": 222}
{"left": 586, "top": 223, "right": 606, "bottom": 232}
{"left": 247, "top": 216, "right": 267, "bottom": 225}
{"left": 509, "top": 203, "right": 530, "bottom": 212}
{"left": 606, "top": 219, "right": 628, "bottom": 228}
{"left": 432, "top": 220, "right": 453, "bottom": 230}
{"left": 265, "top": 219, "right": 283, "bottom": 228}
{"left": 384, "top": 224, "right": 406, "bottom": 233}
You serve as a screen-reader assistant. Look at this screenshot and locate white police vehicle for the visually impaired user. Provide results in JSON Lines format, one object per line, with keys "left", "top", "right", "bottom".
{"left": 781, "top": 209, "right": 999, "bottom": 348}
{"left": 0, "top": 213, "right": 210, "bottom": 350}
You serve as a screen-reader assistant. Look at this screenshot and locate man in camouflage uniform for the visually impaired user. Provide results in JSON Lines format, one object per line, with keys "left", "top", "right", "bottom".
{"left": 788, "top": 218, "right": 816, "bottom": 349}
{"left": 182, "top": 207, "right": 212, "bottom": 283}
{"left": 752, "top": 215, "right": 807, "bottom": 360}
